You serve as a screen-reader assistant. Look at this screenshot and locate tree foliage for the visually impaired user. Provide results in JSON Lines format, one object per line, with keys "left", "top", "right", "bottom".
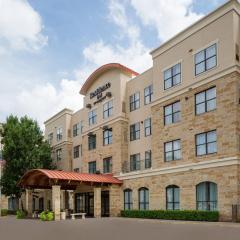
{"left": 0, "top": 115, "right": 53, "bottom": 197}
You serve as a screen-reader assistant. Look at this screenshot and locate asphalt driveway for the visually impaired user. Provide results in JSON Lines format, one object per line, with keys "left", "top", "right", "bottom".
{"left": 1, "top": 216, "right": 240, "bottom": 240}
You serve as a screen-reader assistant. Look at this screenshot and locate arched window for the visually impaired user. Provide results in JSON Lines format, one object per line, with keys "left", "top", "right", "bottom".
{"left": 124, "top": 189, "right": 133, "bottom": 210}
{"left": 138, "top": 187, "right": 149, "bottom": 210}
{"left": 196, "top": 181, "right": 217, "bottom": 211}
{"left": 166, "top": 185, "right": 180, "bottom": 210}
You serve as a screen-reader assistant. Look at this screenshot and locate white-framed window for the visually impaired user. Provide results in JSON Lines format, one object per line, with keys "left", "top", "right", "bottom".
{"left": 73, "top": 123, "right": 81, "bottom": 137}
{"left": 103, "top": 128, "right": 112, "bottom": 145}
{"left": 144, "top": 118, "right": 151, "bottom": 137}
{"left": 88, "top": 109, "right": 97, "bottom": 126}
{"left": 130, "top": 153, "right": 140, "bottom": 171}
{"left": 103, "top": 100, "right": 113, "bottom": 119}
{"left": 195, "top": 43, "right": 217, "bottom": 76}
{"left": 130, "top": 92, "right": 140, "bottom": 112}
{"left": 48, "top": 133, "right": 53, "bottom": 144}
{"left": 145, "top": 150, "right": 151, "bottom": 169}
{"left": 144, "top": 85, "right": 153, "bottom": 105}
{"left": 56, "top": 128, "right": 63, "bottom": 141}
{"left": 130, "top": 122, "right": 140, "bottom": 141}
{"left": 164, "top": 63, "right": 181, "bottom": 90}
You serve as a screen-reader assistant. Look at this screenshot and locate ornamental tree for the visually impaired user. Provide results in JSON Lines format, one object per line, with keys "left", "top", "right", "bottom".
{"left": 0, "top": 115, "right": 53, "bottom": 198}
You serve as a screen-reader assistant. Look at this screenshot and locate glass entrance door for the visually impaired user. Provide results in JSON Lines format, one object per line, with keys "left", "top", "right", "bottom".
{"left": 75, "top": 192, "right": 94, "bottom": 217}
{"left": 101, "top": 191, "right": 110, "bottom": 217}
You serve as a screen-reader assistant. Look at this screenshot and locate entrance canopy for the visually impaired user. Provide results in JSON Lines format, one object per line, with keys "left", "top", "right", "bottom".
{"left": 19, "top": 169, "right": 122, "bottom": 190}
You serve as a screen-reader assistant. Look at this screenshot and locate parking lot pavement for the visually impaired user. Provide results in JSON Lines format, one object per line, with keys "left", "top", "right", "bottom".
{"left": 1, "top": 216, "right": 240, "bottom": 240}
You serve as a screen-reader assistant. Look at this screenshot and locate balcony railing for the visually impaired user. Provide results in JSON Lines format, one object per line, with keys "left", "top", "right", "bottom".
{"left": 121, "top": 159, "right": 152, "bottom": 174}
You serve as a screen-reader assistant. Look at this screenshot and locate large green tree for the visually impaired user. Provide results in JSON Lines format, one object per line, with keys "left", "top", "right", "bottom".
{"left": 0, "top": 115, "right": 53, "bottom": 198}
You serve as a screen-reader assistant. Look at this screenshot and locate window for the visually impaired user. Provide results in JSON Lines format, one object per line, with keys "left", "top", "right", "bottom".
{"left": 88, "top": 109, "right": 97, "bottom": 126}
{"left": 56, "top": 149, "right": 62, "bottom": 161}
{"left": 103, "top": 100, "right": 113, "bottom": 119}
{"left": 130, "top": 92, "right": 140, "bottom": 112}
{"left": 103, "top": 128, "right": 112, "bottom": 146}
{"left": 166, "top": 185, "right": 180, "bottom": 210}
{"left": 130, "top": 122, "right": 140, "bottom": 141}
{"left": 73, "top": 145, "right": 80, "bottom": 159}
{"left": 48, "top": 133, "right": 53, "bottom": 144}
{"left": 164, "top": 63, "right": 181, "bottom": 90}
{"left": 145, "top": 150, "right": 151, "bottom": 169}
{"left": 144, "top": 85, "right": 153, "bottom": 105}
{"left": 195, "top": 87, "right": 216, "bottom": 115}
{"left": 138, "top": 188, "right": 149, "bottom": 210}
{"left": 73, "top": 123, "right": 81, "bottom": 137}
{"left": 88, "top": 161, "right": 96, "bottom": 174}
{"left": 130, "top": 153, "right": 140, "bottom": 171}
{"left": 56, "top": 128, "right": 63, "bottom": 141}
{"left": 144, "top": 118, "right": 151, "bottom": 137}
{"left": 88, "top": 134, "right": 96, "bottom": 150}
{"left": 196, "top": 182, "right": 217, "bottom": 211}
{"left": 74, "top": 168, "right": 79, "bottom": 172}
{"left": 195, "top": 43, "right": 217, "bottom": 75}
{"left": 196, "top": 130, "right": 217, "bottom": 156}
{"left": 164, "top": 101, "right": 181, "bottom": 125}
{"left": 164, "top": 139, "right": 181, "bottom": 161}
{"left": 124, "top": 189, "right": 133, "bottom": 210}
{"left": 103, "top": 157, "right": 112, "bottom": 173}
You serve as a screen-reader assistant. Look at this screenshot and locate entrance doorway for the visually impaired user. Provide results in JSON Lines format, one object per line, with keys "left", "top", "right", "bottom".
{"left": 75, "top": 192, "right": 94, "bottom": 217}
{"left": 101, "top": 191, "right": 109, "bottom": 217}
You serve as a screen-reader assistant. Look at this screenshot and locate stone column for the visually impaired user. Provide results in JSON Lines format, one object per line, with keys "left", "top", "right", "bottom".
{"left": 44, "top": 190, "right": 49, "bottom": 211}
{"left": 25, "top": 189, "right": 33, "bottom": 217}
{"left": 94, "top": 187, "right": 101, "bottom": 218}
{"left": 109, "top": 185, "right": 121, "bottom": 217}
{"left": 52, "top": 185, "right": 61, "bottom": 220}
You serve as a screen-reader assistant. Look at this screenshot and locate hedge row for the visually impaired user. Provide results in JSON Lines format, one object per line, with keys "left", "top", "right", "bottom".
{"left": 1, "top": 209, "right": 17, "bottom": 216}
{"left": 121, "top": 210, "right": 219, "bottom": 222}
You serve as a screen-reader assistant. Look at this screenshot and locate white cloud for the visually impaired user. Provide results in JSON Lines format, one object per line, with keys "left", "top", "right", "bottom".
{"left": 130, "top": 0, "right": 204, "bottom": 41}
{"left": 75, "top": 0, "right": 152, "bottom": 83}
{"left": 15, "top": 79, "right": 83, "bottom": 128}
{"left": 0, "top": 0, "right": 47, "bottom": 52}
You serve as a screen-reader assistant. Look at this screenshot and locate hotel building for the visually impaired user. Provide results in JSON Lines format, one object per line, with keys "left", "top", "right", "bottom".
{"left": 20, "top": 0, "right": 240, "bottom": 221}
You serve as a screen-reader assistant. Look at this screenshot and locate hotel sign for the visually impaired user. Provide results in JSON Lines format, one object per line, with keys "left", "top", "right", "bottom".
{"left": 90, "top": 82, "right": 111, "bottom": 105}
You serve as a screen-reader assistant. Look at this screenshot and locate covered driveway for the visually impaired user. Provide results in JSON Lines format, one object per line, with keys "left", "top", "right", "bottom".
{"left": 19, "top": 169, "right": 122, "bottom": 220}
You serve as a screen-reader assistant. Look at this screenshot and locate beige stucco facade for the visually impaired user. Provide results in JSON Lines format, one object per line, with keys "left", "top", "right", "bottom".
{"left": 42, "top": 0, "right": 240, "bottom": 221}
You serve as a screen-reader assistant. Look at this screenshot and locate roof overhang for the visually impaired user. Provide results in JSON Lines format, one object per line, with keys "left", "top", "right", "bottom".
{"left": 18, "top": 169, "right": 122, "bottom": 190}
{"left": 79, "top": 63, "right": 139, "bottom": 95}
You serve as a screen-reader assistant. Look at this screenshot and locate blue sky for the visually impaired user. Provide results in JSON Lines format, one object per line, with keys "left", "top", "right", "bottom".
{"left": 0, "top": 0, "right": 226, "bottom": 127}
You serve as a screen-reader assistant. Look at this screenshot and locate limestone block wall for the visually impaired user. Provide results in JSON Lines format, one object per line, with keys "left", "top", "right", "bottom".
{"left": 122, "top": 165, "right": 239, "bottom": 221}
{"left": 81, "top": 120, "right": 128, "bottom": 175}
{"left": 151, "top": 72, "right": 240, "bottom": 169}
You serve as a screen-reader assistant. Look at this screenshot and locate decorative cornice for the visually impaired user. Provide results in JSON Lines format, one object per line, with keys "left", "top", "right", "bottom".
{"left": 116, "top": 156, "right": 240, "bottom": 180}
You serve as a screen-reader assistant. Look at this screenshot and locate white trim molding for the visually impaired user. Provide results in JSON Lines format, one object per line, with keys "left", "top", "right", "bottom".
{"left": 116, "top": 156, "right": 240, "bottom": 180}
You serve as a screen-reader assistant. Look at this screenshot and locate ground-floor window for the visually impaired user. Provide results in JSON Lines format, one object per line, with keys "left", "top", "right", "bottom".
{"left": 166, "top": 185, "right": 180, "bottom": 210}
{"left": 196, "top": 181, "right": 217, "bottom": 211}
{"left": 8, "top": 197, "right": 18, "bottom": 211}
{"left": 124, "top": 189, "right": 133, "bottom": 210}
{"left": 139, "top": 187, "right": 149, "bottom": 210}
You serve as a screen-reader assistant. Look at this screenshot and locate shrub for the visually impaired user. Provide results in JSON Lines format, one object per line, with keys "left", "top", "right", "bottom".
{"left": 1, "top": 209, "right": 8, "bottom": 216}
{"left": 16, "top": 210, "right": 27, "bottom": 219}
{"left": 7, "top": 210, "right": 17, "bottom": 215}
{"left": 121, "top": 210, "right": 219, "bottom": 222}
{"left": 40, "top": 211, "right": 54, "bottom": 221}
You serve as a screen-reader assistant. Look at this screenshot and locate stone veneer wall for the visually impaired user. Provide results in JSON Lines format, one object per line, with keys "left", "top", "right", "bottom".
{"left": 121, "top": 165, "right": 239, "bottom": 221}
{"left": 81, "top": 120, "right": 128, "bottom": 175}
{"left": 151, "top": 72, "right": 240, "bottom": 169}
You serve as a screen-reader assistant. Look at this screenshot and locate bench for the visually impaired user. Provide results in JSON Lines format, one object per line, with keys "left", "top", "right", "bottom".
{"left": 70, "top": 213, "right": 86, "bottom": 220}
